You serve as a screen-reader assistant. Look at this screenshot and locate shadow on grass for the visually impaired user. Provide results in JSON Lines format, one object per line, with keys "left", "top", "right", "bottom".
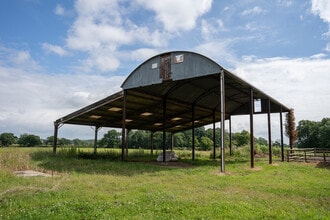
{"left": 30, "top": 148, "right": 249, "bottom": 176}
{"left": 315, "top": 162, "right": 330, "bottom": 170}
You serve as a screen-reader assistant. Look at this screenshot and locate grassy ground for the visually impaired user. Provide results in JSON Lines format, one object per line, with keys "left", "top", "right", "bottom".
{"left": 0, "top": 147, "right": 329, "bottom": 219}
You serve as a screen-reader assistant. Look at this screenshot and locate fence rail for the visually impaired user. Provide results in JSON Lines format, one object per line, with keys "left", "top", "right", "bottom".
{"left": 286, "top": 148, "right": 330, "bottom": 163}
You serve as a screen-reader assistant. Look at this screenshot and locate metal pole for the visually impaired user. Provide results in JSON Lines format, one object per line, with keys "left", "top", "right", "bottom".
{"left": 53, "top": 122, "right": 59, "bottom": 154}
{"left": 121, "top": 91, "right": 127, "bottom": 161}
{"left": 213, "top": 110, "right": 216, "bottom": 160}
{"left": 150, "top": 131, "right": 154, "bottom": 156}
{"left": 171, "top": 133, "right": 174, "bottom": 151}
{"left": 229, "top": 116, "right": 232, "bottom": 156}
{"left": 280, "top": 107, "right": 284, "bottom": 161}
{"left": 93, "top": 126, "right": 99, "bottom": 155}
{"left": 267, "top": 99, "right": 272, "bottom": 164}
{"left": 192, "top": 105, "right": 195, "bottom": 160}
{"left": 220, "top": 70, "right": 225, "bottom": 173}
{"left": 250, "top": 88, "right": 255, "bottom": 168}
{"left": 162, "top": 97, "right": 166, "bottom": 162}
{"left": 126, "top": 129, "right": 130, "bottom": 157}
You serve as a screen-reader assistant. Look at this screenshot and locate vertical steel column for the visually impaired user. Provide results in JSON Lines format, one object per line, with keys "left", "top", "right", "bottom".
{"left": 171, "top": 133, "right": 174, "bottom": 151}
{"left": 150, "top": 131, "right": 154, "bottom": 156}
{"left": 162, "top": 97, "right": 167, "bottom": 162}
{"left": 267, "top": 99, "right": 272, "bottom": 164}
{"left": 229, "top": 116, "right": 232, "bottom": 156}
{"left": 121, "top": 91, "right": 127, "bottom": 161}
{"left": 126, "top": 129, "right": 131, "bottom": 157}
{"left": 213, "top": 109, "right": 216, "bottom": 160}
{"left": 250, "top": 88, "right": 255, "bottom": 168}
{"left": 93, "top": 126, "right": 99, "bottom": 155}
{"left": 192, "top": 105, "right": 195, "bottom": 160}
{"left": 220, "top": 70, "right": 225, "bottom": 173}
{"left": 53, "top": 122, "right": 59, "bottom": 154}
{"left": 280, "top": 107, "right": 284, "bottom": 161}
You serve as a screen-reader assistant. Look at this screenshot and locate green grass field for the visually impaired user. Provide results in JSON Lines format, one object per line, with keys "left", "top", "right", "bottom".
{"left": 0, "top": 147, "right": 329, "bottom": 219}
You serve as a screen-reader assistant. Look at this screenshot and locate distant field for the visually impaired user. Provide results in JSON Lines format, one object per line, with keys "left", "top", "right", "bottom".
{"left": 0, "top": 147, "right": 329, "bottom": 219}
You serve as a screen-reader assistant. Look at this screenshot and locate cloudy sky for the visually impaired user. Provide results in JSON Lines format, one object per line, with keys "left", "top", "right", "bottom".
{"left": 0, "top": 0, "right": 329, "bottom": 141}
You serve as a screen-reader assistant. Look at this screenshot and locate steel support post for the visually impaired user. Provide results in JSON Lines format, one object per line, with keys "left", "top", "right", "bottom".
{"left": 250, "top": 88, "right": 255, "bottom": 168}
{"left": 229, "top": 116, "right": 232, "bottom": 156}
{"left": 162, "top": 98, "right": 167, "bottom": 162}
{"left": 53, "top": 122, "right": 59, "bottom": 154}
{"left": 150, "top": 131, "right": 154, "bottom": 156}
{"left": 220, "top": 70, "right": 225, "bottom": 173}
{"left": 93, "top": 126, "right": 99, "bottom": 155}
{"left": 280, "top": 107, "right": 284, "bottom": 161}
{"left": 213, "top": 110, "right": 216, "bottom": 160}
{"left": 121, "top": 91, "right": 127, "bottom": 161}
{"left": 171, "top": 133, "right": 174, "bottom": 151}
{"left": 126, "top": 129, "right": 131, "bottom": 157}
{"left": 267, "top": 99, "right": 272, "bottom": 164}
{"left": 192, "top": 105, "right": 195, "bottom": 160}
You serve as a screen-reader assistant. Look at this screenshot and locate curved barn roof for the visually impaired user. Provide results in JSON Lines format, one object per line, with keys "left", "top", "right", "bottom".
{"left": 55, "top": 51, "right": 290, "bottom": 133}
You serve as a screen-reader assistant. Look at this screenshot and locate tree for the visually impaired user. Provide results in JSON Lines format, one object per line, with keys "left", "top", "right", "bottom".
{"left": 45, "top": 136, "right": 54, "bottom": 146}
{"left": 18, "top": 134, "right": 42, "bottom": 147}
{"left": 128, "top": 130, "right": 149, "bottom": 148}
{"left": 319, "top": 118, "right": 330, "bottom": 148}
{"left": 233, "top": 130, "right": 250, "bottom": 147}
{"left": 173, "top": 132, "right": 187, "bottom": 148}
{"left": 0, "top": 133, "right": 17, "bottom": 146}
{"left": 199, "top": 136, "right": 213, "bottom": 150}
{"left": 255, "top": 137, "right": 268, "bottom": 146}
{"left": 58, "top": 138, "right": 72, "bottom": 146}
{"left": 99, "top": 129, "right": 121, "bottom": 148}
{"left": 296, "top": 120, "right": 319, "bottom": 148}
{"left": 285, "top": 109, "right": 298, "bottom": 148}
{"left": 297, "top": 118, "right": 330, "bottom": 148}
{"left": 273, "top": 140, "right": 281, "bottom": 147}
{"left": 73, "top": 138, "right": 89, "bottom": 147}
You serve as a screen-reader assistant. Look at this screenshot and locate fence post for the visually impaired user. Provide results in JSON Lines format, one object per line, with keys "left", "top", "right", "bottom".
{"left": 287, "top": 150, "right": 289, "bottom": 162}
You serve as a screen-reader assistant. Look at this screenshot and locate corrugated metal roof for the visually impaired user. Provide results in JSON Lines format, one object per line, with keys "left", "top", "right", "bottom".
{"left": 55, "top": 51, "right": 290, "bottom": 132}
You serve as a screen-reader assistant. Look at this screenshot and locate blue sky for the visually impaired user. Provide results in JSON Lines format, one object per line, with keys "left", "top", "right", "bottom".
{"left": 0, "top": 0, "right": 329, "bottom": 141}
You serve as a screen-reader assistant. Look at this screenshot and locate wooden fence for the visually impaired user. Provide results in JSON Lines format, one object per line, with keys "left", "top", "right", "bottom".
{"left": 286, "top": 148, "right": 330, "bottom": 163}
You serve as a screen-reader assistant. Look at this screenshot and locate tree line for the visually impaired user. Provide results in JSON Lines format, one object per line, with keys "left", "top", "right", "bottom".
{"left": 296, "top": 118, "right": 329, "bottom": 148}
{"left": 0, "top": 127, "right": 281, "bottom": 150}
{"left": 1, "top": 118, "right": 328, "bottom": 149}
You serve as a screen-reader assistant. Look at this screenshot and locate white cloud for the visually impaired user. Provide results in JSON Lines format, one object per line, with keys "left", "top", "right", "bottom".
{"left": 0, "top": 64, "right": 125, "bottom": 138}
{"left": 194, "top": 40, "right": 238, "bottom": 68}
{"left": 241, "top": 6, "right": 266, "bottom": 16}
{"left": 62, "top": 0, "right": 174, "bottom": 73}
{"left": 126, "top": 48, "right": 160, "bottom": 62}
{"left": 54, "top": 4, "right": 65, "bottom": 16}
{"left": 0, "top": 46, "right": 40, "bottom": 71}
{"left": 277, "top": 0, "right": 293, "bottom": 7}
{"left": 136, "top": 0, "right": 212, "bottom": 32}
{"left": 45, "top": 0, "right": 213, "bottom": 73}
{"left": 233, "top": 57, "right": 330, "bottom": 124}
{"left": 311, "top": 0, "right": 330, "bottom": 22}
{"left": 311, "top": 0, "right": 330, "bottom": 37}
{"left": 310, "top": 53, "right": 327, "bottom": 59}
{"left": 42, "top": 43, "right": 69, "bottom": 56}
{"left": 201, "top": 19, "right": 226, "bottom": 40}
{"left": 0, "top": 46, "right": 126, "bottom": 138}
{"left": 325, "top": 42, "right": 330, "bottom": 52}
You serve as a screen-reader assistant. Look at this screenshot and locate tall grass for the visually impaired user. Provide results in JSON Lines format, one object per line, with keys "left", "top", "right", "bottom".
{"left": 0, "top": 147, "right": 329, "bottom": 219}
